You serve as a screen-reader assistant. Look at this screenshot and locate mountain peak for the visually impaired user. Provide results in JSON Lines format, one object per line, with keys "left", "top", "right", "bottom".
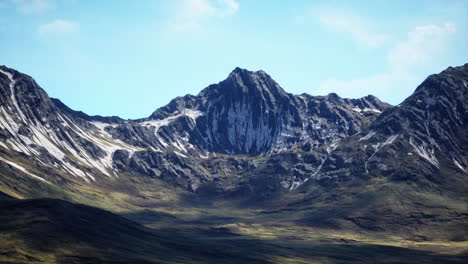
{"left": 230, "top": 66, "right": 246, "bottom": 74}
{"left": 230, "top": 66, "right": 268, "bottom": 75}
{"left": 227, "top": 67, "right": 272, "bottom": 84}
{"left": 197, "top": 67, "right": 288, "bottom": 102}
{"left": 224, "top": 67, "right": 287, "bottom": 97}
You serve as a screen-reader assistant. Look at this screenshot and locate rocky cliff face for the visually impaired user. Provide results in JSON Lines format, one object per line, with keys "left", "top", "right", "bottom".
{"left": 0, "top": 64, "right": 466, "bottom": 194}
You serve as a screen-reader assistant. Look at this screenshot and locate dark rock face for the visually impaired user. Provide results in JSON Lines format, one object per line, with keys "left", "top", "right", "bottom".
{"left": 0, "top": 64, "right": 466, "bottom": 194}
{"left": 193, "top": 68, "right": 297, "bottom": 155}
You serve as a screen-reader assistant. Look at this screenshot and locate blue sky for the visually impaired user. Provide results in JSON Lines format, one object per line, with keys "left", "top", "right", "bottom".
{"left": 1, "top": 0, "right": 467, "bottom": 119}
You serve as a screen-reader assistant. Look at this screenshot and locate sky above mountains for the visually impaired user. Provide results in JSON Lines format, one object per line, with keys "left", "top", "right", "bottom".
{"left": 1, "top": 0, "right": 467, "bottom": 119}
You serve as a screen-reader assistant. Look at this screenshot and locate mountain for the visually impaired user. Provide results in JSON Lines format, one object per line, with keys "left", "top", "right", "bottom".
{"left": 0, "top": 65, "right": 390, "bottom": 192}
{"left": 0, "top": 64, "right": 467, "bottom": 263}
{"left": 0, "top": 64, "right": 466, "bottom": 196}
{"left": 0, "top": 63, "right": 466, "bottom": 195}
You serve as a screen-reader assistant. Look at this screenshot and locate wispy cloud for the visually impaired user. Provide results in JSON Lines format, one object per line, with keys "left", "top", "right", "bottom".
{"left": 388, "top": 22, "right": 456, "bottom": 72}
{"left": 12, "top": 0, "right": 55, "bottom": 14}
{"left": 169, "top": 0, "right": 239, "bottom": 31}
{"left": 38, "top": 19, "right": 79, "bottom": 35}
{"left": 316, "top": 22, "right": 457, "bottom": 102}
{"left": 315, "top": 7, "right": 387, "bottom": 48}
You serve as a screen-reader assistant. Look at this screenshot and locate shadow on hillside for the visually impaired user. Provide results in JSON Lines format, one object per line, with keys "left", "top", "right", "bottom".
{"left": 1, "top": 198, "right": 467, "bottom": 264}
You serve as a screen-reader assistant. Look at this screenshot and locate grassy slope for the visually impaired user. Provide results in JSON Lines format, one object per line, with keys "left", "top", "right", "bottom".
{"left": 0, "top": 197, "right": 467, "bottom": 264}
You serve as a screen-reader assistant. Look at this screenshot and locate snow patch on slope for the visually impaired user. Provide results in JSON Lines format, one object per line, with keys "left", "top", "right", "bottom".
{"left": 0, "top": 156, "right": 49, "bottom": 183}
{"left": 0, "top": 68, "right": 27, "bottom": 122}
{"left": 365, "top": 134, "right": 399, "bottom": 174}
{"left": 142, "top": 108, "right": 203, "bottom": 133}
{"left": 453, "top": 159, "right": 465, "bottom": 172}
{"left": 359, "top": 130, "right": 376, "bottom": 141}
{"left": 68, "top": 118, "right": 140, "bottom": 177}
{"left": 409, "top": 137, "right": 439, "bottom": 167}
{"left": 352, "top": 107, "right": 382, "bottom": 114}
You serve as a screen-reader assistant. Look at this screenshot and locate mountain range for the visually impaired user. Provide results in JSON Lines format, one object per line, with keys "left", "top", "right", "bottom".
{"left": 0, "top": 64, "right": 467, "bottom": 263}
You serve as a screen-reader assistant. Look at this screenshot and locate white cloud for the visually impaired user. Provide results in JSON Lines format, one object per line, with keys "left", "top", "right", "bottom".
{"left": 12, "top": 0, "right": 55, "bottom": 14}
{"left": 316, "top": 22, "right": 456, "bottom": 103}
{"left": 38, "top": 19, "right": 79, "bottom": 35}
{"left": 388, "top": 22, "right": 456, "bottom": 72}
{"left": 170, "top": 0, "right": 239, "bottom": 31}
{"left": 316, "top": 8, "right": 387, "bottom": 48}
